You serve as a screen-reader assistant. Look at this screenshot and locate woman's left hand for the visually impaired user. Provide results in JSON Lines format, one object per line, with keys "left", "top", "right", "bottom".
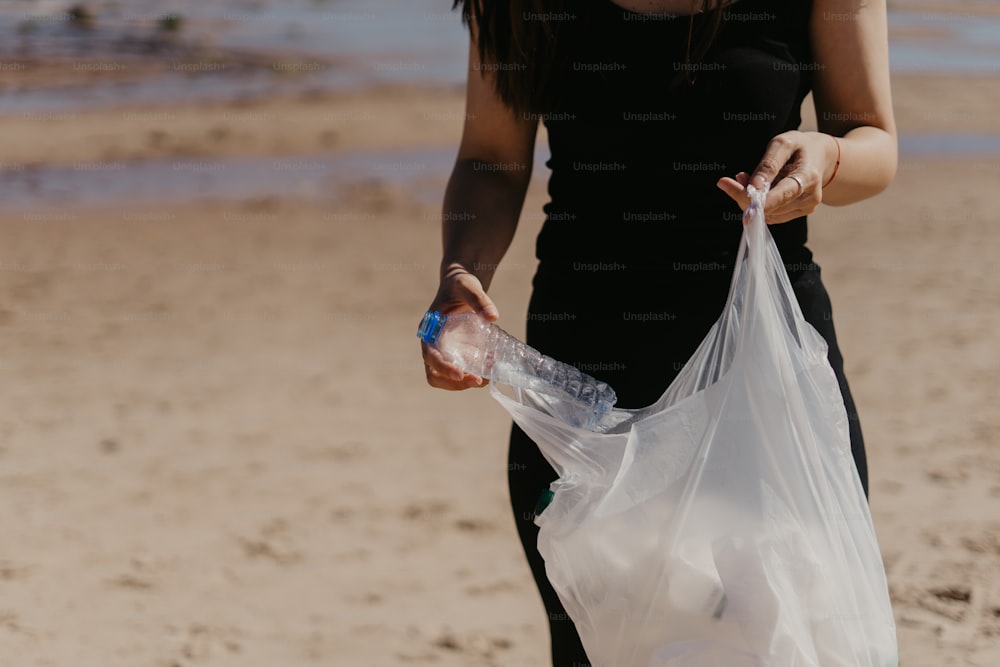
{"left": 717, "top": 130, "right": 837, "bottom": 225}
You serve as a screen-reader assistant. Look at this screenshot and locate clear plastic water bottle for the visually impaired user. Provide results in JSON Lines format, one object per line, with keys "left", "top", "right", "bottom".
{"left": 417, "top": 310, "right": 617, "bottom": 430}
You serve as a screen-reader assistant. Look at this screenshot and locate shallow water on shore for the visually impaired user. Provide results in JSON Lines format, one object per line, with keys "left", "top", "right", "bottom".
{"left": 4, "top": 134, "right": 999, "bottom": 212}
{"left": 0, "top": 148, "right": 466, "bottom": 211}
{"left": 899, "top": 132, "right": 1000, "bottom": 155}
{"left": 0, "top": 0, "right": 466, "bottom": 113}
{"left": 888, "top": 10, "right": 1000, "bottom": 74}
{"left": 1, "top": 2, "right": 999, "bottom": 113}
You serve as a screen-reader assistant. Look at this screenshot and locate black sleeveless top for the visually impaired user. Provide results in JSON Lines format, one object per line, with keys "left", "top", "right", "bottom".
{"left": 537, "top": 0, "right": 815, "bottom": 272}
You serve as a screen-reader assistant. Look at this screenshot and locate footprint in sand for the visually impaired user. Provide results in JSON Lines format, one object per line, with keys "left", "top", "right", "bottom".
{"left": 237, "top": 518, "right": 303, "bottom": 565}
{"left": 453, "top": 517, "right": 495, "bottom": 533}
{"left": 163, "top": 623, "right": 243, "bottom": 663}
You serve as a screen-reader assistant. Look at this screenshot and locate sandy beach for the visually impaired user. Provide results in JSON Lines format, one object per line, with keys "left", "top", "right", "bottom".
{"left": 1, "top": 5, "right": 1000, "bottom": 666}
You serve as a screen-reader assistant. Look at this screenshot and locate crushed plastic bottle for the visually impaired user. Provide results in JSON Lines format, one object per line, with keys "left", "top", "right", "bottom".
{"left": 418, "top": 310, "right": 617, "bottom": 430}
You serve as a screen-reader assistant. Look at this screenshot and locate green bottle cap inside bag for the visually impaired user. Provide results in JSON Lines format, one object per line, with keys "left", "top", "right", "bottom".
{"left": 534, "top": 489, "right": 555, "bottom": 517}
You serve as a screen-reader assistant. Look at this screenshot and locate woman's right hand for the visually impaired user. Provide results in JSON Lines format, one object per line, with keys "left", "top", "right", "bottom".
{"left": 421, "top": 268, "right": 499, "bottom": 391}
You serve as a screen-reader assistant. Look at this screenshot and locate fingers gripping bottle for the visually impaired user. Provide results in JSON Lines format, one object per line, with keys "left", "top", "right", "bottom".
{"left": 418, "top": 310, "right": 617, "bottom": 430}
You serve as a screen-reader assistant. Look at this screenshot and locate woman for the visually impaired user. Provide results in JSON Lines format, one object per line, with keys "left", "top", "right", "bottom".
{"left": 421, "top": 0, "right": 896, "bottom": 664}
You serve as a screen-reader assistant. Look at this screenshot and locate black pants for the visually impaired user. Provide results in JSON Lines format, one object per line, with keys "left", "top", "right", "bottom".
{"left": 506, "top": 260, "right": 868, "bottom": 667}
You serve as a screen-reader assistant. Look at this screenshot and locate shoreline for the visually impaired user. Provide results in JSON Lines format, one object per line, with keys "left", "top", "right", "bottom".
{"left": 888, "top": 0, "right": 1000, "bottom": 16}
{"left": 0, "top": 84, "right": 466, "bottom": 169}
{"left": 0, "top": 73, "right": 998, "bottom": 172}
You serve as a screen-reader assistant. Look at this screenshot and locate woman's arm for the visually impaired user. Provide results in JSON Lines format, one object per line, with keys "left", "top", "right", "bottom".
{"left": 718, "top": 0, "right": 897, "bottom": 221}
{"left": 808, "top": 0, "right": 897, "bottom": 206}
{"left": 422, "top": 33, "right": 539, "bottom": 390}
{"left": 441, "top": 38, "right": 538, "bottom": 292}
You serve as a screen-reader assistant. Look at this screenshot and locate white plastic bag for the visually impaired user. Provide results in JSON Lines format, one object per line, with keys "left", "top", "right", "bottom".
{"left": 490, "top": 187, "right": 898, "bottom": 666}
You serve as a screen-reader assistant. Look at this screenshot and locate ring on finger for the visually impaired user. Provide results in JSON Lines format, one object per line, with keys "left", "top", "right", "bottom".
{"left": 788, "top": 174, "right": 804, "bottom": 196}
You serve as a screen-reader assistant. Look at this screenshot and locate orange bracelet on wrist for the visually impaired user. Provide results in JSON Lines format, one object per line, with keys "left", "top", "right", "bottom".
{"left": 823, "top": 135, "right": 841, "bottom": 188}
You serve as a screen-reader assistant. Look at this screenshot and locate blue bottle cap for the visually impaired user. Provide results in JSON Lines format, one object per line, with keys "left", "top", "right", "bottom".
{"left": 417, "top": 310, "right": 446, "bottom": 344}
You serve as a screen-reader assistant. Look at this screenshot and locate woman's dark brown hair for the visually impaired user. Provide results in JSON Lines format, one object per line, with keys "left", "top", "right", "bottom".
{"left": 452, "top": 0, "right": 726, "bottom": 114}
